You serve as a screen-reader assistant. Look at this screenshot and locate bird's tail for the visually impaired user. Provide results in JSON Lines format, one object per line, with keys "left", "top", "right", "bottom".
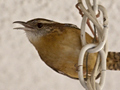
{"left": 107, "top": 52, "right": 120, "bottom": 70}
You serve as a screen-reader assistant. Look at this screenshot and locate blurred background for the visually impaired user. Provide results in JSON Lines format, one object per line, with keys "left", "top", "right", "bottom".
{"left": 0, "top": 0, "right": 120, "bottom": 90}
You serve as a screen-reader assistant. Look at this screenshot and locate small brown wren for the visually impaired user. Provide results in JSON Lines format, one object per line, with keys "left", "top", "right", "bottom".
{"left": 14, "top": 18, "right": 120, "bottom": 79}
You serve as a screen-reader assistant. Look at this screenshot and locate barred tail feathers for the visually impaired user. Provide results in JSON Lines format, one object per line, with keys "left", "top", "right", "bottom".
{"left": 107, "top": 52, "right": 120, "bottom": 70}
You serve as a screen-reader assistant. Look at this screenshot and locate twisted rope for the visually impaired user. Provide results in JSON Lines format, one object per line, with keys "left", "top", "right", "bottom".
{"left": 77, "top": 0, "right": 108, "bottom": 90}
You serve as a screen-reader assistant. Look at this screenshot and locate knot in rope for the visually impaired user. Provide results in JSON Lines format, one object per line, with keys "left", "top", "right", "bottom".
{"left": 77, "top": 0, "right": 108, "bottom": 90}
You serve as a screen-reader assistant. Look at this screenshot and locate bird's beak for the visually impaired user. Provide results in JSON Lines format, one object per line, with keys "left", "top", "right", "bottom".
{"left": 13, "top": 21, "right": 26, "bottom": 29}
{"left": 13, "top": 21, "right": 33, "bottom": 31}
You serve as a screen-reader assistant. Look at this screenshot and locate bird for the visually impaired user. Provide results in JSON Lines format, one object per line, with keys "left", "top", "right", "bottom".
{"left": 13, "top": 18, "right": 120, "bottom": 79}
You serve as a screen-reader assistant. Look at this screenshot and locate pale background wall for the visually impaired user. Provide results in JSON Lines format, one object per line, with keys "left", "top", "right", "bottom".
{"left": 0, "top": 0, "right": 120, "bottom": 90}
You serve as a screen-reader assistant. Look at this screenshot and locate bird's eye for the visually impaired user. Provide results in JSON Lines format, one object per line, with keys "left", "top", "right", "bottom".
{"left": 37, "top": 23, "right": 43, "bottom": 28}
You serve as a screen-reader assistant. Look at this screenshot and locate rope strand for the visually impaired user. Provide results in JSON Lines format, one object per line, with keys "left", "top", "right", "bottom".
{"left": 77, "top": 0, "right": 108, "bottom": 90}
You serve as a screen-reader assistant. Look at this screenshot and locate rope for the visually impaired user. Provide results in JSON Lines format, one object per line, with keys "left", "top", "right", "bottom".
{"left": 76, "top": 0, "right": 108, "bottom": 90}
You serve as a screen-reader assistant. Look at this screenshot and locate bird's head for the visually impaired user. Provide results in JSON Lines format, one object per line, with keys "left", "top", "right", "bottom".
{"left": 13, "top": 18, "right": 60, "bottom": 43}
